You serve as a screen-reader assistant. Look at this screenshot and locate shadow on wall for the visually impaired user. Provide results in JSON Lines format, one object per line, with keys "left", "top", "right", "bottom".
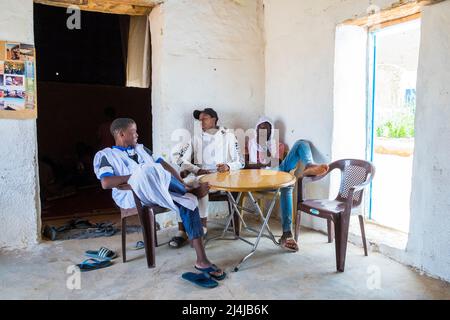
{"left": 274, "top": 119, "right": 286, "bottom": 144}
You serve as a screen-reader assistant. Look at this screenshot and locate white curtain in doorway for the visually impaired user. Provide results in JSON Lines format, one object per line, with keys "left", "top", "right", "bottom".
{"left": 126, "top": 15, "right": 151, "bottom": 88}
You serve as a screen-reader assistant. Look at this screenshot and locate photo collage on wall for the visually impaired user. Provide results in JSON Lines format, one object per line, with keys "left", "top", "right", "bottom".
{"left": 0, "top": 41, "right": 37, "bottom": 118}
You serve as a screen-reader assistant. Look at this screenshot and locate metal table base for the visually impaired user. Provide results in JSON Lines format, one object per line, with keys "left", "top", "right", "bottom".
{"left": 205, "top": 189, "right": 281, "bottom": 272}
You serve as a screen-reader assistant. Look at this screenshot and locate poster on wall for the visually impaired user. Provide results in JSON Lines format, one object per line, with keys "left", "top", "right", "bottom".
{"left": 0, "top": 40, "right": 37, "bottom": 119}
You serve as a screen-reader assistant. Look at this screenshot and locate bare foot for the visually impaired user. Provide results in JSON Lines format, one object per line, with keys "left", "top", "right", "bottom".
{"left": 303, "top": 164, "right": 329, "bottom": 177}
{"left": 195, "top": 262, "right": 224, "bottom": 278}
{"left": 191, "top": 182, "right": 210, "bottom": 198}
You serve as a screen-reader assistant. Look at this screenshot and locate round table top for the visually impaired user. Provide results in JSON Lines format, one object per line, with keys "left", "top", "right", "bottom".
{"left": 199, "top": 169, "right": 296, "bottom": 192}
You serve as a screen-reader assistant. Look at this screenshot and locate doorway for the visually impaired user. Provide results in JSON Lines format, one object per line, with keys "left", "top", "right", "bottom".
{"left": 34, "top": 4, "right": 152, "bottom": 226}
{"left": 367, "top": 18, "right": 421, "bottom": 233}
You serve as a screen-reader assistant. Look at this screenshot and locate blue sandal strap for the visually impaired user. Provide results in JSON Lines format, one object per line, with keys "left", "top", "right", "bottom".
{"left": 195, "top": 264, "right": 219, "bottom": 273}
{"left": 98, "top": 247, "right": 111, "bottom": 258}
{"left": 194, "top": 264, "right": 226, "bottom": 281}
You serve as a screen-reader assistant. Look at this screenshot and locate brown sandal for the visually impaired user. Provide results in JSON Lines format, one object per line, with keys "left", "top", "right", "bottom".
{"left": 280, "top": 237, "right": 299, "bottom": 252}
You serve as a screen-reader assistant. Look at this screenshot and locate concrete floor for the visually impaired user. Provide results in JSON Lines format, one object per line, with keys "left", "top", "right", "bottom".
{"left": 0, "top": 217, "right": 449, "bottom": 300}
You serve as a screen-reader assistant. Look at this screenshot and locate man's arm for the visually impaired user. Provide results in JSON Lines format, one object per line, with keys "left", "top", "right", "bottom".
{"left": 171, "top": 141, "right": 201, "bottom": 175}
{"left": 224, "top": 132, "right": 245, "bottom": 171}
{"left": 160, "top": 159, "right": 185, "bottom": 184}
{"left": 100, "top": 175, "right": 131, "bottom": 190}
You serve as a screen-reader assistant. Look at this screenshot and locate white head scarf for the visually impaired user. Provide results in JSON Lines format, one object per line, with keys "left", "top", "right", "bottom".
{"left": 248, "top": 116, "right": 278, "bottom": 164}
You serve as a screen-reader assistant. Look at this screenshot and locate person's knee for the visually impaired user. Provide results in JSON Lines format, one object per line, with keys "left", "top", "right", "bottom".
{"left": 141, "top": 164, "right": 160, "bottom": 179}
{"left": 296, "top": 139, "right": 311, "bottom": 148}
{"left": 280, "top": 186, "right": 294, "bottom": 196}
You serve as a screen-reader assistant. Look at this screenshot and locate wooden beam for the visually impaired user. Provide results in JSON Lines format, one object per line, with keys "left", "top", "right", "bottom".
{"left": 34, "top": 0, "right": 162, "bottom": 15}
{"left": 101, "top": 0, "right": 160, "bottom": 6}
{"left": 41, "top": 0, "right": 88, "bottom": 4}
{"left": 342, "top": 0, "right": 447, "bottom": 27}
{"left": 368, "top": 12, "right": 421, "bottom": 31}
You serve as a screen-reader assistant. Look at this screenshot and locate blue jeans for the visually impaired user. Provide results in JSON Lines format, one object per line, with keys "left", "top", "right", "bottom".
{"left": 276, "top": 140, "right": 314, "bottom": 233}
{"left": 174, "top": 202, "right": 204, "bottom": 240}
{"left": 169, "top": 176, "right": 187, "bottom": 195}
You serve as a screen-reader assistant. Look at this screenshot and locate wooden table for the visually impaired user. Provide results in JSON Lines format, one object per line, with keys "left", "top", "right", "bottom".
{"left": 200, "top": 169, "right": 296, "bottom": 271}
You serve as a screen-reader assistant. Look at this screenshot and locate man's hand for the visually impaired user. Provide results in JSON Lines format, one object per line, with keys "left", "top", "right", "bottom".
{"left": 216, "top": 164, "right": 230, "bottom": 173}
{"left": 191, "top": 182, "right": 210, "bottom": 198}
{"left": 180, "top": 170, "right": 190, "bottom": 179}
{"left": 197, "top": 169, "right": 212, "bottom": 176}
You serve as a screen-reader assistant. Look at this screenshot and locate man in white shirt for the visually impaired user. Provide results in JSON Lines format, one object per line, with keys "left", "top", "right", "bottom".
{"left": 171, "top": 108, "right": 244, "bottom": 248}
{"left": 93, "top": 118, "right": 225, "bottom": 280}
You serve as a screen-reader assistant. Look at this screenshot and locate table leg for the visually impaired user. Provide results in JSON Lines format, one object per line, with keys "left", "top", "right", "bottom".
{"left": 204, "top": 192, "right": 242, "bottom": 246}
{"left": 233, "top": 189, "right": 280, "bottom": 272}
{"left": 247, "top": 191, "right": 279, "bottom": 246}
{"left": 228, "top": 192, "right": 251, "bottom": 231}
{"left": 203, "top": 188, "right": 282, "bottom": 272}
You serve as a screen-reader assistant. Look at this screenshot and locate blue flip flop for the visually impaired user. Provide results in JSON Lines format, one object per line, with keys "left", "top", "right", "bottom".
{"left": 76, "top": 258, "right": 113, "bottom": 272}
{"left": 85, "top": 247, "right": 117, "bottom": 260}
{"left": 182, "top": 272, "right": 218, "bottom": 289}
{"left": 131, "top": 241, "right": 145, "bottom": 250}
{"left": 194, "top": 264, "right": 227, "bottom": 281}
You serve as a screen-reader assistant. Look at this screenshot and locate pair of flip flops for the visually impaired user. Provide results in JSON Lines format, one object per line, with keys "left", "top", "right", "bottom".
{"left": 43, "top": 219, "right": 94, "bottom": 240}
{"left": 182, "top": 264, "right": 227, "bottom": 289}
{"left": 75, "top": 247, "right": 117, "bottom": 272}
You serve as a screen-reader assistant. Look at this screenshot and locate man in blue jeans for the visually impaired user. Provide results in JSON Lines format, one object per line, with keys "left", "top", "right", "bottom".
{"left": 246, "top": 117, "right": 329, "bottom": 251}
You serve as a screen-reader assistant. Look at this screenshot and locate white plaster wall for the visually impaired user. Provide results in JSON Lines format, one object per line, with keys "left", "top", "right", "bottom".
{"left": 150, "top": 0, "right": 265, "bottom": 158}
{"left": 0, "top": 0, "right": 40, "bottom": 248}
{"left": 263, "top": 0, "right": 394, "bottom": 230}
{"left": 332, "top": 25, "right": 367, "bottom": 163}
{"left": 330, "top": 25, "right": 368, "bottom": 206}
{"left": 407, "top": 1, "right": 450, "bottom": 282}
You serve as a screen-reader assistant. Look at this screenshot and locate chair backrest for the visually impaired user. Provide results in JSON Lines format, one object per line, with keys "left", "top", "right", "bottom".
{"left": 329, "top": 159, "right": 375, "bottom": 206}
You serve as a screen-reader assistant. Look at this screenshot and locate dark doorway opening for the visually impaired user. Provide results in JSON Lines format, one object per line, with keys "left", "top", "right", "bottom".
{"left": 34, "top": 4, "right": 152, "bottom": 225}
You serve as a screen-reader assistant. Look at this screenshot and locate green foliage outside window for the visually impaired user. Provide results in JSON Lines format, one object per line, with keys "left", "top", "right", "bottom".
{"left": 376, "top": 112, "right": 415, "bottom": 138}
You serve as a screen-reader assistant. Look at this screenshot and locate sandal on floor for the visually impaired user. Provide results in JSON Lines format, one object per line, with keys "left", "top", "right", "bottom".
{"left": 280, "top": 237, "right": 299, "bottom": 252}
{"left": 94, "top": 224, "right": 117, "bottom": 237}
{"left": 72, "top": 219, "right": 94, "bottom": 229}
{"left": 85, "top": 247, "right": 117, "bottom": 260}
{"left": 76, "top": 258, "right": 112, "bottom": 272}
{"left": 194, "top": 264, "right": 226, "bottom": 281}
{"left": 169, "top": 236, "right": 187, "bottom": 249}
{"left": 182, "top": 272, "right": 218, "bottom": 289}
{"left": 131, "top": 241, "right": 145, "bottom": 250}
